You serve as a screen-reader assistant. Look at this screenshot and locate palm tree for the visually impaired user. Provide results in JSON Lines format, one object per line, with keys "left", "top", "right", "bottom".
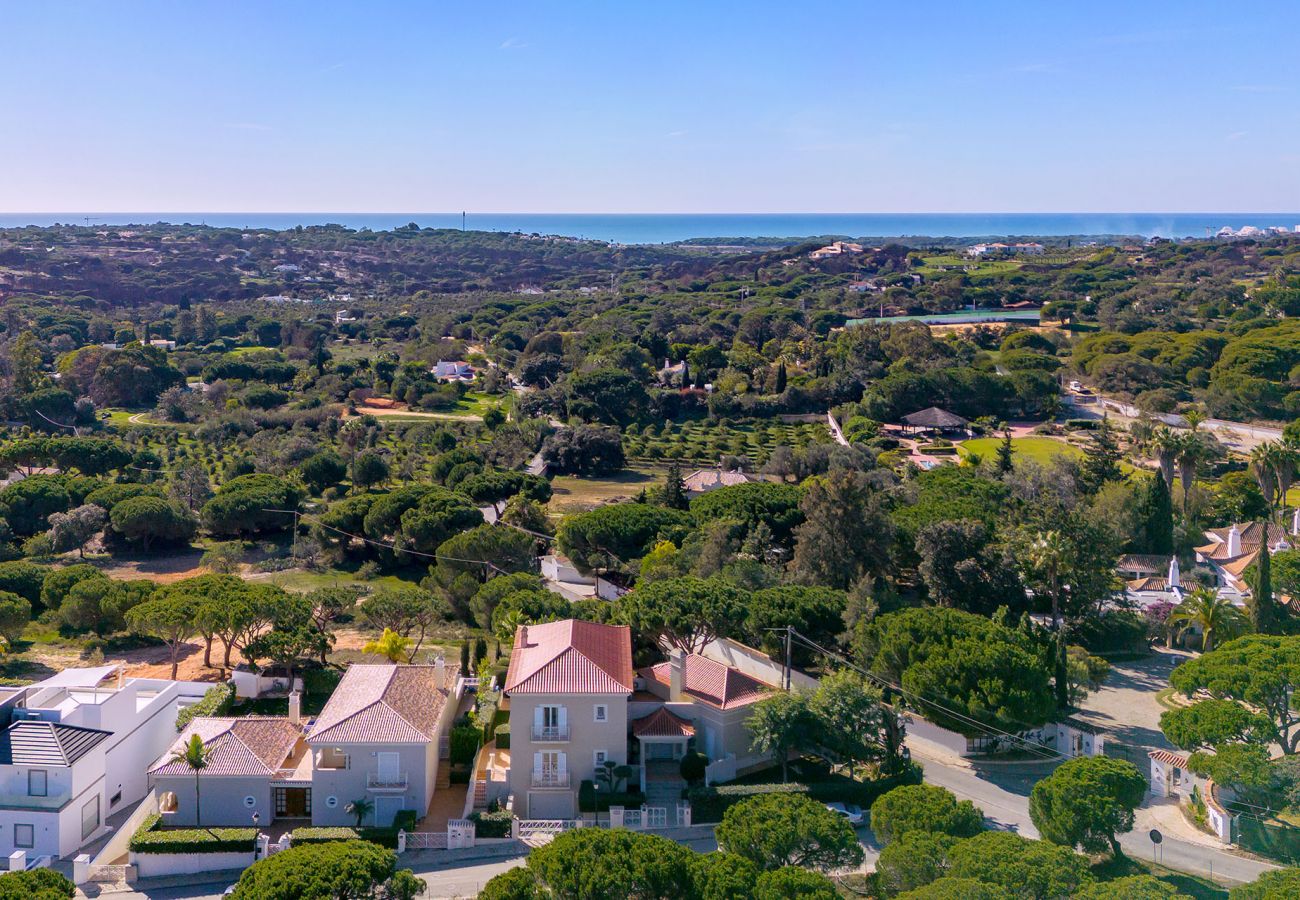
{"left": 1251, "top": 443, "right": 1282, "bottom": 509}
{"left": 1176, "top": 433, "right": 1208, "bottom": 513}
{"left": 494, "top": 609, "right": 527, "bottom": 645}
{"left": 1274, "top": 444, "right": 1298, "bottom": 511}
{"left": 1151, "top": 428, "right": 1180, "bottom": 492}
{"left": 346, "top": 797, "right": 374, "bottom": 828}
{"left": 169, "top": 733, "right": 209, "bottom": 827}
{"left": 1169, "top": 587, "right": 1248, "bottom": 652}
{"left": 1026, "top": 530, "right": 1072, "bottom": 709}
{"left": 362, "top": 628, "right": 412, "bottom": 664}
{"left": 1183, "top": 407, "right": 1206, "bottom": 434}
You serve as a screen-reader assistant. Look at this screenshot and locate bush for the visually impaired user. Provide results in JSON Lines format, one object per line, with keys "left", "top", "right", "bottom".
{"left": 289, "top": 826, "right": 401, "bottom": 849}
{"left": 176, "top": 683, "right": 234, "bottom": 732}
{"left": 0, "top": 868, "right": 74, "bottom": 899}
{"left": 129, "top": 813, "right": 257, "bottom": 854}
{"left": 450, "top": 724, "right": 481, "bottom": 766}
{"left": 470, "top": 808, "right": 514, "bottom": 838}
{"left": 578, "top": 779, "right": 647, "bottom": 813}
{"left": 494, "top": 722, "right": 511, "bottom": 750}
{"left": 687, "top": 782, "right": 810, "bottom": 823}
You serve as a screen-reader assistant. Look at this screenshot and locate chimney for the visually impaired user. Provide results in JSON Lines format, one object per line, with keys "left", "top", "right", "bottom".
{"left": 668, "top": 649, "right": 686, "bottom": 702}
{"left": 1167, "top": 556, "right": 1180, "bottom": 590}
{"left": 1292, "top": 507, "right": 1299, "bottom": 537}
{"left": 1226, "top": 524, "right": 1242, "bottom": 558}
{"left": 519, "top": 625, "right": 528, "bottom": 647}
{"left": 287, "top": 690, "right": 301, "bottom": 726}
{"left": 434, "top": 653, "right": 446, "bottom": 683}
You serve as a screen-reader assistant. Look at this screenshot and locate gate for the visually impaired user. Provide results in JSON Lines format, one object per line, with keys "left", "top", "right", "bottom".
{"left": 643, "top": 806, "right": 668, "bottom": 829}
{"left": 405, "top": 832, "right": 449, "bottom": 850}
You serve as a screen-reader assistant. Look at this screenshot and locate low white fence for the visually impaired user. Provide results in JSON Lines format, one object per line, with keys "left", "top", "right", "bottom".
{"left": 131, "top": 850, "right": 255, "bottom": 879}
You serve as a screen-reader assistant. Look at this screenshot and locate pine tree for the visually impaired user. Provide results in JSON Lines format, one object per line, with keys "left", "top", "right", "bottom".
{"left": 1249, "top": 529, "right": 1284, "bottom": 634}
{"left": 996, "top": 429, "right": 1014, "bottom": 475}
{"left": 1080, "top": 417, "right": 1124, "bottom": 493}
{"left": 1143, "top": 472, "right": 1174, "bottom": 555}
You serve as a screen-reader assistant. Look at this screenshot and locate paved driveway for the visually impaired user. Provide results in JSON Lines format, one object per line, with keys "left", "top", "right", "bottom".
{"left": 1072, "top": 648, "right": 1191, "bottom": 755}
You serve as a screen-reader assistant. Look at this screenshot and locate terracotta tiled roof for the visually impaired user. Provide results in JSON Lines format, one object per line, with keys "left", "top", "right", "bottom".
{"left": 504, "top": 620, "right": 634, "bottom": 694}
{"left": 1127, "top": 576, "right": 1170, "bottom": 592}
{"left": 1220, "top": 552, "right": 1260, "bottom": 579}
{"left": 1148, "top": 749, "right": 1189, "bottom": 768}
{"left": 1117, "top": 554, "right": 1171, "bottom": 574}
{"left": 150, "top": 717, "right": 300, "bottom": 777}
{"left": 633, "top": 707, "right": 695, "bottom": 739}
{"left": 646, "top": 654, "right": 773, "bottom": 710}
{"left": 1200, "top": 522, "right": 1289, "bottom": 561}
{"left": 307, "top": 664, "right": 456, "bottom": 744}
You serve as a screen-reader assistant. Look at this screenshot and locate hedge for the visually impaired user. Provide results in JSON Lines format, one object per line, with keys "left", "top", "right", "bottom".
{"left": 128, "top": 813, "right": 257, "bottom": 854}
{"left": 469, "top": 809, "right": 513, "bottom": 838}
{"left": 175, "top": 683, "right": 234, "bottom": 732}
{"left": 290, "top": 826, "right": 399, "bottom": 849}
{"left": 687, "top": 768, "right": 922, "bottom": 823}
{"left": 577, "top": 779, "right": 647, "bottom": 813}
{"left": 494, "top": 722, "right": 510, "bottom": 750}
{"left": 450, "top": 725, "right": 481, "bottom": 766}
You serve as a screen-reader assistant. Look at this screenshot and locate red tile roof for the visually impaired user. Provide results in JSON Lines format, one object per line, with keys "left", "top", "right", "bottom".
{"left": 150, "top": 717, "right": 301, "bottom": 777}
{"left": 1148, "top": 749, "right": 1189, "bottom": 768}
{"left": 504, "top": 620, "right": 634, "bottom": 694}
{"left": 646, "top": 654, "right": 773, "bottom": 710}
{"left": 307, "top": 664, "right": 456, "bottom": 744}
{"left": 633, "top": 707, "right": 695, "bottom": 738}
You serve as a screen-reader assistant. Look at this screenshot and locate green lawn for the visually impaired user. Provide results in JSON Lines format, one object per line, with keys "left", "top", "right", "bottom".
{"left": 247, "top": 567, "right": 414, "bottom": 594}
{"left": 1090, "top": 856, "right": 1227, "bottom": 899}
{"left": 957, "top": 436, "right": 1083, "bottom": 464}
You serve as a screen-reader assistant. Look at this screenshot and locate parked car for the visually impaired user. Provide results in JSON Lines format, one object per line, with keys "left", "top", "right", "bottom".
{"left": 825, "top": 801, "right": 864, "bottom": 825}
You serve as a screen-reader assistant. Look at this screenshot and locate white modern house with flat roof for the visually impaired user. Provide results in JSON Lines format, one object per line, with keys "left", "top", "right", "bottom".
{"left": 0, "top": 666, "right": 210, "bottom": 860}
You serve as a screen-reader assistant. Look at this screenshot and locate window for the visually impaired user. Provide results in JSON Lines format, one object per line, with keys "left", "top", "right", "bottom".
{"left": 594, "top": 705, "right": 608, "bottom": 723}
{"left": 81, "top": 796, "right": 100, "bottom": 841}
{"left": 27, "top": 770, "right": 47, "bottom": 797}
{"left": 542, "top": 706, "right": 561, "bottom": 728}
{"left": 13, "top": 825, "right": 33, "bottom": 849}
{"left": 594, "top": 750, "right": 608, "bottom": 768}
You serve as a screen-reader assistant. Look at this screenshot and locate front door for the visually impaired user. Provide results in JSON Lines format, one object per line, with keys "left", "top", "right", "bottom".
{"left": 274, "top": 787, "right": 312, "bottom": 819}
{"left": 374, "top": 795, "right": 405, "bottom": 826}
{"left": 377, "top": 752, "right": 400, "bottom": 781}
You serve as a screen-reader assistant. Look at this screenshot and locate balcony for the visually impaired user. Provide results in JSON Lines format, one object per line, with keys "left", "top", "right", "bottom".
{"left": 314, "top": 750, "right": 350, "bottom": 771}
{"left": 531, "top": 726, "right": 570, "bottom": 742}
{"left": 0, "top": 788, "right": 71, "bottom": 811}
{"left": 530, "top": 770, "right": 570, "bottom": 788}
{"left": 366, "top": 772, "right": 408, "bottom": 791}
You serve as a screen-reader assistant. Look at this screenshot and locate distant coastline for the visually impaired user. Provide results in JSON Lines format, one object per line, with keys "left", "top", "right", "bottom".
{"left": 2, "top": 212, "right": 1299, "bottom": 245}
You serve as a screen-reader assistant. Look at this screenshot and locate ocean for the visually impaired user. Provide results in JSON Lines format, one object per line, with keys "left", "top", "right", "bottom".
{"left": 1, "top": 212, "right": 1298, "bottom": 244}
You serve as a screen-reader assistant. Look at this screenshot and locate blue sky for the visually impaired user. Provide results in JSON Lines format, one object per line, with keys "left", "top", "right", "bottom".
{"left": 2, "top": 1, "right": 1298, "bottom": 213}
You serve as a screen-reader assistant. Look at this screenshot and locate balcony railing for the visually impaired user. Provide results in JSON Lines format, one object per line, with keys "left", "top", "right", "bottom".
{"left": 366, "top": 772, "right": 408, "bottom": 790}
{"left": 531, "top": 726, "right": 570, "bottom": 742}
{"left": 531, "top": 770, "right": 570, "bottom": 788}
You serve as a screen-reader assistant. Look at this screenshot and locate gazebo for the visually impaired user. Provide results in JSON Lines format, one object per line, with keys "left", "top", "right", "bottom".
{"left": 900, "top": 406, "right": 971, "bottom": 436}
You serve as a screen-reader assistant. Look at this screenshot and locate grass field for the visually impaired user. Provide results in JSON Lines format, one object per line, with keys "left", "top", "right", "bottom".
{"left": 957, "top": 436, "right": 1083, "bottom": 464}
{"left": 548, "top": 465, "right": 666, "bottom": 514}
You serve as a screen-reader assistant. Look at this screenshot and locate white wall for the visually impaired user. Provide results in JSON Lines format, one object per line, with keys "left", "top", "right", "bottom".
{"left": 131, "top": 849, "right": 255, "bottom": 878}
{"left": 698, "top": 637, "right": 817, "bottom": 691}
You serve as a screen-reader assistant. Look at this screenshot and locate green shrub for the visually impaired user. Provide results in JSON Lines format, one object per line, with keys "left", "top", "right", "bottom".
{"left": 577, "top": 779, "right": 647, "bottom": 813}
{"left": 494, "top": 722, "right": 510, "bottom": 750}
{"left": 176, "top": 683, "right": 234, "bottom": 732}
{"left": 469, "top": 808, "right": 513, "bottom": 838}
{"left": 129, "top": 813, "right": 257, "bottom": 854}
{"left": 0, "top": 867, "right": 74, "bottom": 898}
{"left": 289, "top": 826, "right": 401, "bottom": 849}
{"left": 450, "top": 725, "right": 481, "bottom": 766}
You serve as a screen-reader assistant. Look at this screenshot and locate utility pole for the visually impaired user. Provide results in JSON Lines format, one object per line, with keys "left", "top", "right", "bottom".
{"left": 783, "top": 625, "right": 793, "bottom": 691}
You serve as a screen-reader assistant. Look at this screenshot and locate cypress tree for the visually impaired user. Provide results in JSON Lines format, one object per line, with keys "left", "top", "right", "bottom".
{"left": 1249, "top": 529, "right": 1283, "bottom": 634}
{"left": 1144, "top": 472, "right": 1174, "bottom": 555}
{"left": 774, "top": 359, "right": 787, "bottom": 394}
{"left": 1080, "top": 417, "right": 1124, "bottom": 493}
{"left": 662, "top": 461, "right": 688, "bottom": 510}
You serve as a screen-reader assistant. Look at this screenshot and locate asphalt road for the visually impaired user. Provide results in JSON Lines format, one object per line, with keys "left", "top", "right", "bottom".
{"left": 911, "top": 743, "right": 1277, "bottom": 886}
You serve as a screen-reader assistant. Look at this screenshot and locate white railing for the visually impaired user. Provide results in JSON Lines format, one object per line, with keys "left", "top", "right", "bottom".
{"left": 404, "top": 831, "right": 448, "bottom": 850}
{"left": 515, "top": 819, "right": 577, "bottom": 839}
{"left": 622, "top": 808, "right": 642, "bottom": 828}
{"left": 643, "top": 806, "right": 668, "bottom": 829}
{"left": 367, "top": 772, "right": 408, "bottom": 790}
{"left": 532, "top": 725, "right": 570, "bottom": 741}
{"left": 530, "top": 770, "right": 570, "bottom": 788}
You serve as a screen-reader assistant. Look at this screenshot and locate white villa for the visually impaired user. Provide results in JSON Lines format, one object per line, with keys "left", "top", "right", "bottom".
{"left": 0, "top": 667, "right": 210, "bottom": 861}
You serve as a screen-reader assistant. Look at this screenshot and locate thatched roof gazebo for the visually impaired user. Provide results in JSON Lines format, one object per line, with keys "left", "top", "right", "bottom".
{"left": 900, "top": 406, "right": 970, "bottom": 435}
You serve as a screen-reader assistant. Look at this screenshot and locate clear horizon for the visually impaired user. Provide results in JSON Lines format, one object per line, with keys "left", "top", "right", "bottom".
{"left": 4, "top": 2, "right": 1299, "bottom": 213}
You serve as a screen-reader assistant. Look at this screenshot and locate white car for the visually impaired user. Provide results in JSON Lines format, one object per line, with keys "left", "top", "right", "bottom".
{"left": 1068, "top": 380, "right": 1083, "bottom": 392}
{"left": 825, "top": 801, "right": 864, "bottom": 825}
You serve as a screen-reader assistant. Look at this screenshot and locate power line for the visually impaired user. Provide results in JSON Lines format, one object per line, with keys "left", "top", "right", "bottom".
{"left": 781, "top": 627, "right": 1062, "bottom": 762}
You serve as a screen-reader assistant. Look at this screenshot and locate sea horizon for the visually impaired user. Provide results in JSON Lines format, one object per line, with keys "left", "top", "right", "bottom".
{"left": 2, "top": 212, "right": 1299, "bottom": 244}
